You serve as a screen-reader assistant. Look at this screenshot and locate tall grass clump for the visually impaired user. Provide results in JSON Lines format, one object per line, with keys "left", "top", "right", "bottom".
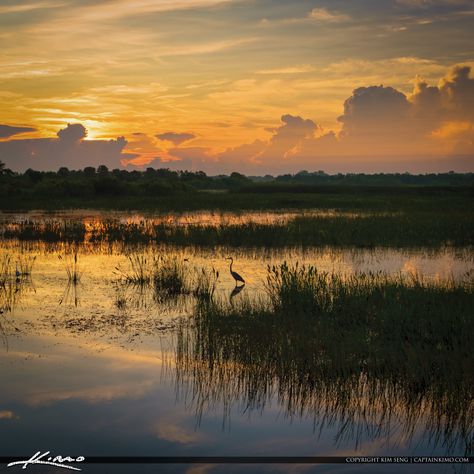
{"left": 0, "top": 254, "right": 11, "bottom": 288}
{"left": 115, "top": 254, "right": 157, "bottom": 285}
{"left": 193, "top": 267, "right": 219, "bottom": 303}
{"left": 153, "top": 256, "right": 188, "bottom": 296}
{"left": 0, "top": 254, "right": 33, "bottom": 314}
{"left": 176, "top": 264, "right": 474, "bottom": 453}
{"left": 17, "top": 254, "right": 36, "bottom": 276}
{"left": 116, "top": 253, "right": 192, "bottom": 298}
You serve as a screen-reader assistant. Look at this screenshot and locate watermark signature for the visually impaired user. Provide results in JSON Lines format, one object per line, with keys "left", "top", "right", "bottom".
{"left": 7, "top": 451, "right": 85, "bottom": 471}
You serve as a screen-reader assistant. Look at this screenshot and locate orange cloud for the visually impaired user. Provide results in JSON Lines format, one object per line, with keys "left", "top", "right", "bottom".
{"left": 1, "top": 65, "right": 473, "bottom": 173}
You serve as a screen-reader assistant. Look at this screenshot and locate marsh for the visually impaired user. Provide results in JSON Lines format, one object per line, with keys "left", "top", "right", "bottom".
{"left": 0, "top": 209, "right": 472, "bottom": 474}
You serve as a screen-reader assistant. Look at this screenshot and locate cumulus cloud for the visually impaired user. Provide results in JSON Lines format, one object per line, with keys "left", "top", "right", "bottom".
{"left": 0, "top": 124, "right": 36, "bottom": 139}
{"left": 438, "top": 65, "right": 474, "bottom": 120}
{"left": 213, "top": 64, "right": 474, "bottom": 172}
{"left": 0, "top": 123, "right": 127, "bottom": 171}
{"left": 338, "top": 86, "right": 411, "bottom": 134}
{"left": 156, "top": 132, "right": 196, "bottom": 145}
{"left": 1, "top": 65, "right": 472, "bottom": 174}
{"left": 329, "top": 64, "right": 474, "bottom": 155}
{"left": 57, "top": 123, "right": 87, "bottom": 142}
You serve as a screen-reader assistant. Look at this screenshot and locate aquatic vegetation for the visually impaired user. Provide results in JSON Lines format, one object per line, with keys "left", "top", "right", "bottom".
{"left": 152, "top": 256, "right": 188, "bottom": 296}
{"left": 176, "top": 264, "right": 474, "bottom": 453}
{"left": 58, "top": 249, "right": 81, "bottom": 284}
{"left": 193, "top": 267, "right": 219, "bottom": 302}
{"left": 0, "top": 253, "right": 35, "bottom": 315}
{"left": 16, "top": 254, "right": 36, "bottom": 277}
{"left": 3, "top": 220, "right": 86, "bottom": 242}
{"left": 115, "top": 254, "right": 157, "bottom": 285}
{"left": 1, "top": 210, "right": 472, "bottom": 247}
{"left": 116, "top": 251, "right": 220, "bottom": 302}
{"left": 0, "top": 254, "right": 10, "bottom": 287}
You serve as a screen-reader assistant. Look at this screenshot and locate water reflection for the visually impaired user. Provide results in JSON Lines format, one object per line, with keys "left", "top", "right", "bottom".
{"left": 0, "top": 234, "right": 473, "bottom": 470}
{"left": 174, "top": 300, "right": 473, "bottom": 456}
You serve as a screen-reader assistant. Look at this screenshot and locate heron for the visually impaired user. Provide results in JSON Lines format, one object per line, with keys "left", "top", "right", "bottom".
{"left": 226, "top": 257, "right": 245, "bottom": 286}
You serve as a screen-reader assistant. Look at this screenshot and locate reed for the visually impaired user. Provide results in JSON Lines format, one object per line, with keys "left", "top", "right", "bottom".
{"left": 175, "top": 264, "right": 474, "bottom": 453}
{"left": 115, "top": 254, "right": 156, "bottom": 285}
{"left": 192, "top": 267, "right": 219, "bottom": 303}
{"left": 152, "top": 256, "right": 188, "bottom": 296}
{"left": 58, "top": 249, "right": 81, "bottom": 284}
{"left": 1, "top": 211, "right": 471, "bottom": 247}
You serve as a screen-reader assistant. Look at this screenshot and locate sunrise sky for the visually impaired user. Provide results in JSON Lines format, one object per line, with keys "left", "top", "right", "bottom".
{"left": 1, "top": 0, "right": 473, "bottom": 174}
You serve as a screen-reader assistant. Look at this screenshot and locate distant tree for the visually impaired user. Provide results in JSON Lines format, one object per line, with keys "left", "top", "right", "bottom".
{"left": 25, "top": 168, "right": 42, "bottom": 183}
{"left": 58, "top": 167, "right": 70, "bottom": 177}
{"left": 83, "top": 166, "right": 96, "bottom": 177}
{"left": 97, "top": 165, "right": 109, "bottom": 176}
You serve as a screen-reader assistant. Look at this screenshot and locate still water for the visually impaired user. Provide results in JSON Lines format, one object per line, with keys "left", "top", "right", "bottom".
{"left": 0, "top": 212, "right": 472, "bottom": 473}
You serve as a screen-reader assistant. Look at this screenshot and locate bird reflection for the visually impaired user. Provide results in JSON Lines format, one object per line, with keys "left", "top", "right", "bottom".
{"left": 229, "top": 284, "right": 244, "bottom": 301}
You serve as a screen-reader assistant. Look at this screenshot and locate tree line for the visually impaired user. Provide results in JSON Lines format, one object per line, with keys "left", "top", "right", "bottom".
{"left": 0, "top": 160, "right": 472, "bottom": 200}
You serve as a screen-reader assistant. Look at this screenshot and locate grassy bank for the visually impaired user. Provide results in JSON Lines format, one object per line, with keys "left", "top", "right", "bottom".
{"left": 176, "top": 263, "right": 474, "bottom": 452}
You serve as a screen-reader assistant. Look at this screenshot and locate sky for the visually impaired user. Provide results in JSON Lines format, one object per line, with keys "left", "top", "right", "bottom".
{"left": 0, "top": 0, "right": 473, "bottom": 174}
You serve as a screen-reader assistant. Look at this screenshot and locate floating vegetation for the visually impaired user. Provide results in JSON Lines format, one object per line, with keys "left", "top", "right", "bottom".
{"left": 176, "top": 264, "right": 474, "bottom": 454}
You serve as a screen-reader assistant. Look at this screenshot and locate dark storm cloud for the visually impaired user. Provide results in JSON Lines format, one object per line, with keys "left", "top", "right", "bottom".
{"left": 156, "top": 132, "right": 196, "bottom": 145}
{"left": 0, "top": 124, "right": 36, "bottom": 139}
{"left": 0, "top": 123, "right": 127, "bottom": 171}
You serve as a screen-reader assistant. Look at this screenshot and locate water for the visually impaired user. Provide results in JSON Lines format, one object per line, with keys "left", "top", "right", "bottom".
{"left": 0, "top": 211, "right": 472, "bottom": 474}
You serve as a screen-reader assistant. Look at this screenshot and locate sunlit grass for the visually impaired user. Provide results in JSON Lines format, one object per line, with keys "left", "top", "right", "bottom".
{"left": 2, "top": 211, "right": 472, "bottom": 247}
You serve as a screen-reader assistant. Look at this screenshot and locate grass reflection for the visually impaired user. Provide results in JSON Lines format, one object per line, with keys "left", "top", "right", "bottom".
{"left": 176, "top": 264, "right": 474, "bottom": 454}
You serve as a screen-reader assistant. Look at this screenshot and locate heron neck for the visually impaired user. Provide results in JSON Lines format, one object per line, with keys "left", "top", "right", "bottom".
{"left": 229, "top": 259, "right": 233, "bottom": 272}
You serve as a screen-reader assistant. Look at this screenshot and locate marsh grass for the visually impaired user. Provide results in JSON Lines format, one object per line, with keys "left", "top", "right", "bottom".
{"left": 115, "top": 254, "right": 157, "bottom": 285}
{"left": 2, "top": 211, "right": 472, "bottom": 247}
{"left": 58, "top": 249, "right": 81, "bottom": 284}
{"left": 3, "top": 220, "right": 86, "bottom": 242}
{"left": 17, "top": 254, "right": 36, "bottom": 276}
{"left": 176, "top": 263, "right": 474, "bottom": 453}
{"left": 0, "top": 254, "right": 10, "bottom": 287}
{"left": 153, "top": 256, "right": 188, "bottom": 296}
{"left": 193, "top": 267, "right": 219, "bottom": 303}
{"left": 115, "top": 252, "right": 221, "bottom": 304}
{"left": 0, "top": 254, "right": 34, "bottom": 315}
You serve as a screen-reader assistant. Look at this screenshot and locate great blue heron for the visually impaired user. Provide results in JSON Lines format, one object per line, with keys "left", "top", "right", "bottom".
{"left": 226, "top": 257, "right": 245, "bottom": 286}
